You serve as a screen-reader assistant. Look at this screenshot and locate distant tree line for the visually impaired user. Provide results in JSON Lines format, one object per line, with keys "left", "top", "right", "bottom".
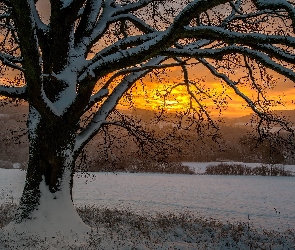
{"left": 0, "top": 106, "right": 294, "bottom": 173}
{"left": 205, "top": 163, "right": 293, "bottom": 177}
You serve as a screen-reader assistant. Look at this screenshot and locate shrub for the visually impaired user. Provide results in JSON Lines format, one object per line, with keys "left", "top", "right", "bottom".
{"left": 83, "top": 159, "right": 196, "bottom": 175}
{"left": 205, "top": 163, "right": 293, "bottom": 176}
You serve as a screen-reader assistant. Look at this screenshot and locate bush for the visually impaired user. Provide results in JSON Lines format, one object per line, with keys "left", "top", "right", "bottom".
{"left": 252, "top": 165, "right": 293, "bottom": 176}
{"left": 205, "top": 163, "right": 293, "bottom": 176}
{"left": 128, "top": 161, "right": 195, "bottom": 175}
{"left": 205, "top": 163, "right": 252, "bottom": 175}
{"left": 82, "top": 159, "right": 196, "bottom": 175}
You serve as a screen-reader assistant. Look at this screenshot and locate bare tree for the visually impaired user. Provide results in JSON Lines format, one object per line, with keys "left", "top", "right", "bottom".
{"left": 0, "top": 0, "right": 294, "bottom": 235}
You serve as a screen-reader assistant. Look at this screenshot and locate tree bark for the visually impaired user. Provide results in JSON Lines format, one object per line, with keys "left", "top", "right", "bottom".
{"left": 15, "top": 106, "right": 77, "bottom": 223}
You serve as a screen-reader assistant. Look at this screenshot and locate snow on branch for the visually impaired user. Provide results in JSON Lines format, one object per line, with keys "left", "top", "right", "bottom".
{"left": 74, "top": 56, "right": 165, "bottom": 154}
{"left": 251, "top": 44, "right": 295, "bottom": 64}
{"left": 77, "top": 0, "right": 157, "bottom": 51}
{"left": 182, "top": 26, "right": 295, "bottom": 47}
{"left": 74, "top": 0, "right": 103, "bottom": 45}
{"left": 86, "top": 58, "right": 182, "bottom": 109}
{"left": 113, "top": 0, "right": 157, "bottom": 15}
{"left": 0, "top": 53, "right": 23, "bottom": 71}
{"left": 60, "top": 0, "right": 75, "bottom": 9}
{"left": 77, "top": 0, "right": 230, "bottom": 66}
{"left": 0, "top": 84, "right": 27, "bottom": 99}
{"left": 86, "top": 88, "right": 109, "bottom": 112}
{"left": 88, "top": 32, "right": 160, "bottom": 66}
{"left": 110, "top": 13, "right": 156, "bottom": 33}
{"left": 76, "top": 1, "right": 118, "bottom": 51}
{"left": 78, "top": 31, "right": 168, "bottom": 82}
{"left": 84, "top": 59, "right": 184, "bottom": 112}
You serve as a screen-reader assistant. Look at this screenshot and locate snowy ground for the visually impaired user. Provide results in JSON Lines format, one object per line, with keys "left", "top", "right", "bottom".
{"left": 1, "top": 204, "right": 294, "bottom": 249}
{"left": 1, "top": 165, "right": 294, "bottom": 231}
{"left": 0, "top": 163, "right": 294, "bottom": 249}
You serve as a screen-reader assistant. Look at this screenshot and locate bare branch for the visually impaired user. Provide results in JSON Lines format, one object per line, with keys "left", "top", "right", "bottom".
{"left": 163, "top": 45, "right": 295, "bottom": 82}
{"left": 253, "top": 0, "right": 295, "bottom": 32}
{"left": 199, "top": 58, "right": 293, "bottom": 133}
{"left": 74, "top": 56, "right": 165, "bottom": 154}
{"left": 0, "top": 52, "right": 23, "bottom": 71}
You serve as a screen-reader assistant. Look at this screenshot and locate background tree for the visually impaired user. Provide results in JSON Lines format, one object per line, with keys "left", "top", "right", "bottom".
{"left": 0, "top": 0, "right": 295, "bottom": 236}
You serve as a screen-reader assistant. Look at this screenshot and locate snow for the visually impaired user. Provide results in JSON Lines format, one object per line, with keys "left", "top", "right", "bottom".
{"left": 12, "top": 163, "right": 20, "bottom": 169}
{"left": 2, "top": 169, "right": 90, "bottom": 248}
{"left": 0, "top": 85, "right": 26, "bottom": 96}
{"left": 50, "top": 68, "right": 77, "bottom": 115}
{"left": 74, "top": 56, "right": 165, "bottom": 153}
{"left": 0, "top": 164, "right": 294, "bottom": 249}
{"left": 5, "top": 178, "right": 88, "bottom": 235}
{"left": 61, "top": 0, "right": 73, "bottom": 9}
{"left": 1, "top": 164, "right": 294, "bottom": 231}
{"left": 27, "top": 106, "right": 40, "bottom": 140}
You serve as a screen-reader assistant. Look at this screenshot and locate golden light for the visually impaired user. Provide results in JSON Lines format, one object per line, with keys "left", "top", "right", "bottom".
{"left": 118, "top": 75, "right": 295, "bottom": 118}
{"left": 95, "top": 64, "right": 295, "bottom": 118}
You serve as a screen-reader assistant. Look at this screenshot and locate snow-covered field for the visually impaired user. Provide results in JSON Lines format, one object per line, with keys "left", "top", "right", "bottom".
{"left": 1, "top": 163, "right": 294, "bottom": 232}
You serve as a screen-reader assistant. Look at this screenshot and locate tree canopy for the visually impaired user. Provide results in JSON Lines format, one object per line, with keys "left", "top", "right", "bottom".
{"left": 0, "top": 0, "right": 294, "bottom": 149}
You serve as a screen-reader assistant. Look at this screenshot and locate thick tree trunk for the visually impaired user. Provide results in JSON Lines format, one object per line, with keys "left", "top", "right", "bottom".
{"left": 14, "top": 106, "right": 78, "bottom": 224}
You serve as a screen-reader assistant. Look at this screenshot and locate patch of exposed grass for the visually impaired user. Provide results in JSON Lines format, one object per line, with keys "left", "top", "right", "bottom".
{"left": 0, "top": 202, "right": 17, "bottom": 228}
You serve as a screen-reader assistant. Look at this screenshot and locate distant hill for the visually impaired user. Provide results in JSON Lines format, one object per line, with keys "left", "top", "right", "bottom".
{"left": 1, "top": 102, "right": 294, "bottom": 125}
{"left": 1, "top": 103, "right": 295, "bottom": 167}
{"left": 223, "top": 110, "right": 295, "bottom": 126}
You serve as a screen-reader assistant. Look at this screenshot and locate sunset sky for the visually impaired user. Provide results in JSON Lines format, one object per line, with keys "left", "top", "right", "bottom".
{"left": 116, "top": 62, "right": 295, "bottom": 118}
{"left": 2, "top": 56, "right": 294, "bottom": 118}
{"left": 2, "top": 0, "right": 292, "bottom": 119}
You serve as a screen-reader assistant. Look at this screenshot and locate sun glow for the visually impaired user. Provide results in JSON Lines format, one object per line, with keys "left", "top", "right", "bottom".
{"left": 116, "top": 75, "right": 295, "bottom": 118}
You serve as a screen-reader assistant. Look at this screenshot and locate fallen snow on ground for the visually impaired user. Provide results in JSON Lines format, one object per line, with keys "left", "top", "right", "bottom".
{"left": 1, "top": 165, "right": 295, "bottom": 231}
{"left": 1, "top": 205, "right": 294, "bottom": 250}
{"left": 0, "top": 163, "right": 294, "bottom": 249}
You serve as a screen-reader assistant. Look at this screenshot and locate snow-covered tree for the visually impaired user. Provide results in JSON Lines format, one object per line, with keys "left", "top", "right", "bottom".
{"left": 0, "top": 0, "right": 294, "bottom": 237}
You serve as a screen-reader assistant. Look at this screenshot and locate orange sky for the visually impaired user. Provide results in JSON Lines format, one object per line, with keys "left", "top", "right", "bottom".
{"left": 1, "top": 60, "right": 294, "bottom": 118}
{"left": 117, "top": 63, "right": 295, "bottom": 118}
{"left": 1, "top": 1, "right": 294, "bottom": 118}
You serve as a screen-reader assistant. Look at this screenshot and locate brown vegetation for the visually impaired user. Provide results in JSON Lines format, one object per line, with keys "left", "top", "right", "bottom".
{"left": 205, "top": 163, "right": 294, "bottom": 176}
{"left": 1, "top": 203, "right": 294, "bottom": 249}
{"left": 82, "top": 159, "right": 195, "bottom": 174}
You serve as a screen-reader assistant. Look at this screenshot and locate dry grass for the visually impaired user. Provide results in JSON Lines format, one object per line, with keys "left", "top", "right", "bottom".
{"left": 0, "top": 202, "right": 17, "bottom": 228}
{"left": 1, "top": 203, "right": 294, "bottom": 249}
{"left": 76, "top": 205, "right": 295, "bottom": 249}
